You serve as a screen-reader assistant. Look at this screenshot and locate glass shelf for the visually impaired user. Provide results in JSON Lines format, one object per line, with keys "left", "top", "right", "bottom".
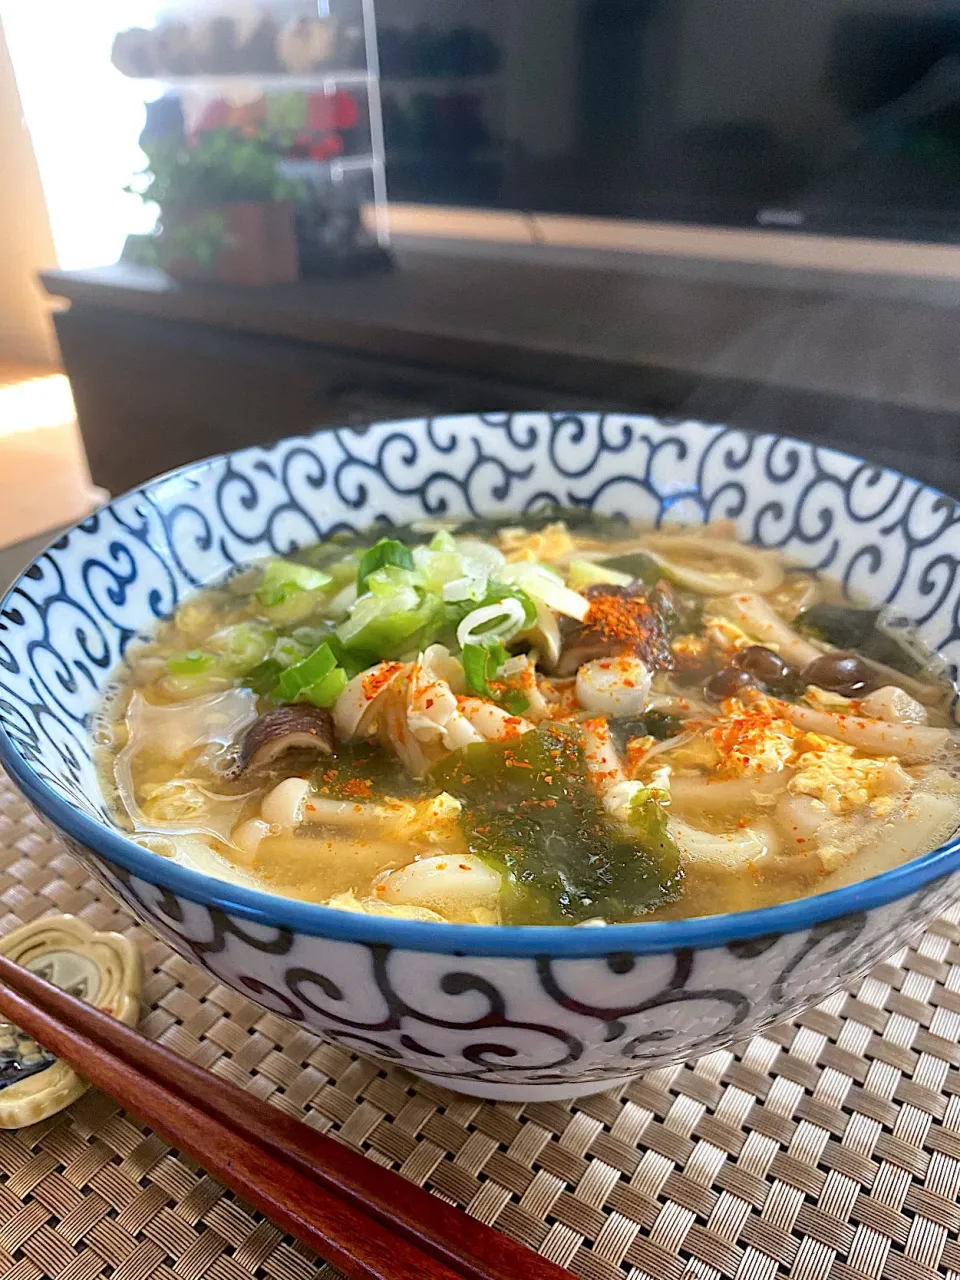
{"left": 143, "top": 70, "right": 373, "bottom": 92}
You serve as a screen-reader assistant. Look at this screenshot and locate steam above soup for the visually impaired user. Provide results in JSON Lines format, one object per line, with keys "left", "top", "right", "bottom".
{"left": 95, "top": 515, "right": 960, "bottom": 925}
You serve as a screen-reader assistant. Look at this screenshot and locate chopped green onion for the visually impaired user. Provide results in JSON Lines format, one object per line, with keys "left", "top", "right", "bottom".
{"left": 300, "top": 666, "right": 348, "bottom": 708}
{"left": 339, "top": 604, "right": 437, "bottom": 659}
{"left": 503, "top": 563, "right": 590, "bottom": 621}
{"left": 356, "top": 539, "right": 414, "bottom": 594}
{"left": 482, "top": 583, "right": 537, "bottom": 627}
{"left": 273, "top": 635, "right": 310, "bottom": 667}
{"left": 566, "top": 559, "right": 633, "bottom": 592}
{"left": 257, "top": 559, "right": 332, "bottom": 607}
{"left": 628, "top": 788, "right": 681, "bottom": 881}
{"left": 255, "top": 559, "right": 333, "bottom": 623}
{"left": 428, "top": 530, "right": 458, "bottom": 553}
{"left": 456, "top": 598, "right": 529, "bottom": 650}
{"left": 291, "top": 626, "right": 331, "bottom": 650}
{"left": 274, "top": 642, "right": 338, "bottom": 702}
{"left": 366, "top": 564, "right": 419, "bottom": 597}
{"left": 244, "top": 658, "right": 284, "bottom": 695}
{"left": 166, "top": 650, "right": 217, "bottom": 675}
{"left": 209, "top": 622, "right": 276, "bottom": 674}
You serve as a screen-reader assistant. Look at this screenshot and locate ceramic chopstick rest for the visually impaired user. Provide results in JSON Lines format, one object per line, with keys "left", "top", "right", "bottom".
{"left": 0, "top": 916, "right": 141, "bottom": 1128}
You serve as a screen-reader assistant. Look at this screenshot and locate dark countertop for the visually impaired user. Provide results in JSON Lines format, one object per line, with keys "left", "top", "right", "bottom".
{"left": 41, "top": 247, "right": 960, "bottom": 418}
{"left": 41, "top": 244, "right": 960, "bottom": 497}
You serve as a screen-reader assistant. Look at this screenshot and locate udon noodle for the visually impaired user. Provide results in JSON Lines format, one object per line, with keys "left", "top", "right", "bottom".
{"left": 94, "top": 514, "right": 960, "bottom": 925}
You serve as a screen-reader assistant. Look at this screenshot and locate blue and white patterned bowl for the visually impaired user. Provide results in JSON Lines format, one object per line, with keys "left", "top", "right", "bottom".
{"left": 3, "top": 413, "right": 960, "bottom": 1101}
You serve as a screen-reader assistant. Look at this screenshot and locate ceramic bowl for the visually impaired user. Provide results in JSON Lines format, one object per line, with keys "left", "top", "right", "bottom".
{"left": 2, "top": 414, "right": 960, "bottom": 1101}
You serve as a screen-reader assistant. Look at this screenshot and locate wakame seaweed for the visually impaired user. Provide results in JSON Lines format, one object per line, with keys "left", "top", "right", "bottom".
{"left": 432, "top": 723, "right": 682, "bottom": 924}
{"left": 796, "top": 604, "right": 926, "bottom": 678}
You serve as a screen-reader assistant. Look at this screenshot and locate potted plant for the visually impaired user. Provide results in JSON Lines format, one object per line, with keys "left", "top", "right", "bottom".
{"left": 127, "top": 129, "right": 305, "bottom": 285}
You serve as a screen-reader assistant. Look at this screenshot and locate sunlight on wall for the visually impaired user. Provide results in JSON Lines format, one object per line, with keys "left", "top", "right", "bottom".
{"left": 0, "top": 373, "right": 75, "bottom": 438}
{"left": 1, "top": 1, "right": 159, "bottom": 269}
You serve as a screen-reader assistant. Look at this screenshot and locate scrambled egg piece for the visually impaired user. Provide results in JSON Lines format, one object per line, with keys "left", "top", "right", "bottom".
{"left": 710, "top": 702, "right": 798, "bottom": 777}
{"left": 703, "top": 614, "right": 755, "bottom": 655}
{"left": 660, "top": 734, "right": 721, "bottom": 772}
{"left": 788, "top": 733, "right": 903, "bottom": 816}
{"left": 498, "top": 522, "right": 577, "bottom": 563}
{"left": 405, "top": 792, "right": 464, "bottom": 846}
{"left": 326, "top": 889, "right": 445, "bottom": 922}
{"left": 625, "top": 734, "right": 657, "bottom": 777}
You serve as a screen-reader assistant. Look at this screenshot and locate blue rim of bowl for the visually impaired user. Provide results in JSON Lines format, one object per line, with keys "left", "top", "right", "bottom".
{"left": 2, "top": 425, "right": 959, "bottom": 957}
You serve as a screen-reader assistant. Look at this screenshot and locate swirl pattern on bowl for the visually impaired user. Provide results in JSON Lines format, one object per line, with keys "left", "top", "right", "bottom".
{"left": 2, "top": 413, "right": 960, "bottom": 1097}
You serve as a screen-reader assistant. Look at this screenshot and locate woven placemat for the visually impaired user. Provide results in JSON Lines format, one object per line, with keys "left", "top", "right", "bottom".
{"left": 2, "top": 772, "right": 960, "bottom": 1280}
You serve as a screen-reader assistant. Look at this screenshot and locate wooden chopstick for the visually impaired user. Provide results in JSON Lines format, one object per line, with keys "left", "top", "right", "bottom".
{"left": 0, "top": 975, "right": 455, "bottom": 1280}
{"left": 0, "top": 949, "right": 573, "bottom": 1280}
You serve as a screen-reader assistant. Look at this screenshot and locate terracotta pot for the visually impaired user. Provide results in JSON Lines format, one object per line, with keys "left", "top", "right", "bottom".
{"left": 163, "top": 200, "right": 299, "bottom": 285}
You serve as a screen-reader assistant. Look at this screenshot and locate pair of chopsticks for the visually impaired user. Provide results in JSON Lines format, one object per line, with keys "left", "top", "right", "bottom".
{"left": 0, "top": 949, "right": 573, "bottom": 1280}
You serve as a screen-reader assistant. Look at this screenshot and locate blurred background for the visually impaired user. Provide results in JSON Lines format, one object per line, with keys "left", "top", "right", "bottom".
{"left": 3, "top": 0, "right": 960, "bottom": 554}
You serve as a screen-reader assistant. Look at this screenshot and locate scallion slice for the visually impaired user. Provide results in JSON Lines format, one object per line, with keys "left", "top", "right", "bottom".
{"left": 166, "top": 650, "right": 217, "bottom": 675}
{"left": 356, "top": 539, "right": 414, "bottom": 594}
{"left": 300, "top": 666, "right": 348, "bottom": 708}
{"left": 456, "top": 598, "right": 528, "bottom": 650}
{"left": 274, "top": 642, "right": 338, "bottom": 702}
{"left": 256, "top": 559, "right": 333, "bottom": 609}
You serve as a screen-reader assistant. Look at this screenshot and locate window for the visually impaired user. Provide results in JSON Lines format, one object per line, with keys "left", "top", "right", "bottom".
{"left": 2, "top": 1, "right": 158, "bottom": 268}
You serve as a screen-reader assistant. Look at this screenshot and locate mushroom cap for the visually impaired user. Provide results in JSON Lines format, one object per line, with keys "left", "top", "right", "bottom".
{"left": 237, "top": 705, "right": 335, "bottom": 774}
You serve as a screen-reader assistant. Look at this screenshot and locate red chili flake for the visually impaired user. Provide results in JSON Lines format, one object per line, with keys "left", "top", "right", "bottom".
{"left": 458, "top": 863, "right": 471, "bottom": 871}
{"left": 361, "top": 661, "right": 404, "bottom": 701}
{"left": 342, "top": 776, "right": 373, "bottom": 799}
{"left": 582, "top": 590, "right": 672, "bottom": 667}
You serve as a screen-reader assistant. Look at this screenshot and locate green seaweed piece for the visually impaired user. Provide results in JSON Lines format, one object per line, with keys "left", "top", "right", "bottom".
{"left": 432, "top": 723, "right": 682, "bottom": 924}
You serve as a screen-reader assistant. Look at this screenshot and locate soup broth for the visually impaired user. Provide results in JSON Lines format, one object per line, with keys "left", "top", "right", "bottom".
{"left": 95, "top": 515, "right": 960, "bottom": 925}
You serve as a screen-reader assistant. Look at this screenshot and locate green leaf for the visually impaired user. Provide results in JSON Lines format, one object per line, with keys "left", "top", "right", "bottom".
{"left": 461, "top": 643, "right": 494, "bottom": 697}
{"left": 461, "top": 642, "right": 530, "bottom": 716}
{"left": 356, "top": 539, "right": 415, "bottom": 594}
